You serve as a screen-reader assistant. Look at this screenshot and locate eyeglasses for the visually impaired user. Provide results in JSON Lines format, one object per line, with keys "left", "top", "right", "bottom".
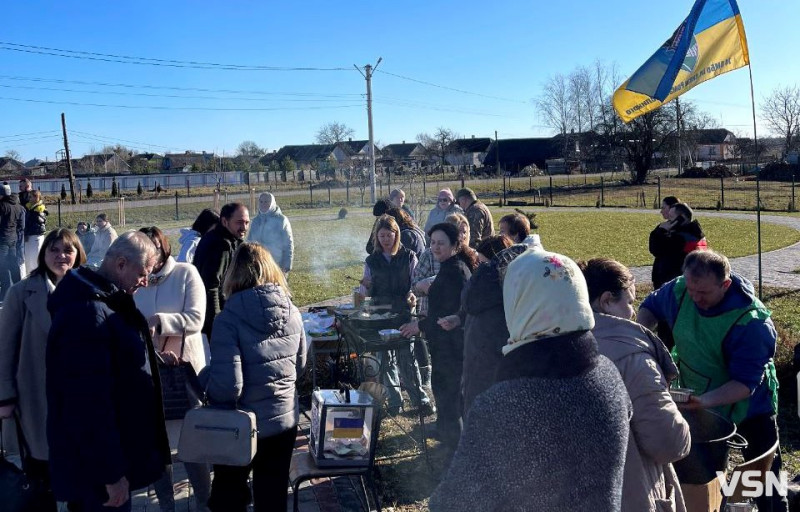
{"left": 438, "top": 198, "right": 451, "bottom": 203}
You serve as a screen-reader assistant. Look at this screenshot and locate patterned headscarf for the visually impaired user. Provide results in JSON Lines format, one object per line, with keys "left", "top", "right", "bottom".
{"left": 502, "top": 250, "right": 594, "bottom": 355}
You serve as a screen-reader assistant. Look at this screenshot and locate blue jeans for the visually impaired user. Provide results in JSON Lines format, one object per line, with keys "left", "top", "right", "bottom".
{"left": 379, "top": 344, "right": 429, "bottom": 410}
{"left": 0, "top": 243, "right": 20, "bottom": 301}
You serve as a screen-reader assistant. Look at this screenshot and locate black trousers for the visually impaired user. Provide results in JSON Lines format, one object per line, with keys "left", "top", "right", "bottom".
{"left": 734, "top": 414, "right": 788, "bottom": 512}
{"left": 208, "top": 425, "right": 298, "bottom": 512}
{"left": 428, "top": 336, "right": 463, "bottom": 452}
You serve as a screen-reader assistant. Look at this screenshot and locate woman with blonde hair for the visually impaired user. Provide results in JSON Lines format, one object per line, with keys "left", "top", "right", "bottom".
{"left": 134, "top": 226, "right": 210, "bottom": 512}
{"left": 359, "top": 215, "right": 431, "bottom": 415}
{"left": 204, "top": 242, "right": 306, "bottom": 512}
{"left": 0, "top": 228, "right": 86, "bottom": 511}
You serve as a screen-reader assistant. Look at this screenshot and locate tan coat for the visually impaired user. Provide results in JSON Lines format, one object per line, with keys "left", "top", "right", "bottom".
{"left": 592, "top": 312, "right": 691, "bottom": 512}
{"left": 0, "top": 273, "right": 55, "bottom": 459}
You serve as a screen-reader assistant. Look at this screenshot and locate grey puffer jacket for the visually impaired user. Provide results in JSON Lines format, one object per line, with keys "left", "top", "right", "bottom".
{"left": 593, "top": 313, "right": 691, "bottom": 512}
{"left": 205, "top": 283, "right": 307, "bottom": 438}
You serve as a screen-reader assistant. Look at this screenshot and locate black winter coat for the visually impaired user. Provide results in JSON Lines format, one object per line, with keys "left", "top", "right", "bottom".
{"left": 46, "top": 267, "right": 170, "bottom": 501}
{"left": 0, "top": 195, "right": 23, "bottom": 246}
{"left": 193, "top": 224, "right": 242, "bottom": 336}
{"left": 649, "top": 219, "right": 706, "bottom": 289}
{"left": 461, "top": 262, "right": 508, "bottom": 413}
{"left": 419, "top": 255, "right": 472, "bottom": 345}
{"left": 400, "top": 226, "right": 426, "bottom": 257}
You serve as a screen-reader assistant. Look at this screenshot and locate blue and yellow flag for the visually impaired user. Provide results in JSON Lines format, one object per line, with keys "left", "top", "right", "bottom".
{"left": 613, "top": 0, "right": 749, "bottom": 123}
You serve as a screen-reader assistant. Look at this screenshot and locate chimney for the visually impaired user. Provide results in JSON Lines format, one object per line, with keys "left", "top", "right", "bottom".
{"left": 471, "top": 135, "right": 475, "bottom": 138}
{"left": 402, "top": 140, "right": 405, "bottom": 144}
{"left": 348, "top": 137, "right": 352, "bottom": 142}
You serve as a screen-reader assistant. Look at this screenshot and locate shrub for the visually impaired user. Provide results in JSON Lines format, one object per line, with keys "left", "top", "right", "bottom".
{"left": 338, "top": 208, "right": 348, "bottom": 219}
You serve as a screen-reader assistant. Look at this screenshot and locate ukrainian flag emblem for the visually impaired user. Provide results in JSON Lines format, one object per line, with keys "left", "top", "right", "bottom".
{"left": 613, "top": 0, "right": 749, "bottom": 123}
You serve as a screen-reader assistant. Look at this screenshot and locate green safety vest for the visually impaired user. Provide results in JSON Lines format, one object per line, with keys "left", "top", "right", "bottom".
{"left": 670, "top": 277, "right": 778, "bottom": 425}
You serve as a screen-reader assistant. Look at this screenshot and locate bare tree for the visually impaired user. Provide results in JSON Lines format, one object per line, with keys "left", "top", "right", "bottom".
{"left": 4, "top": 149, "right": 21, "bottom": 161}
{"left": 760, "top": 84, "right": 800, "bottom": 160}
{"left": 417, "top": 127, "right": 458, "bottom": 174}
{"left": 569, "top": 66, "right": 593, "bottom": 134}
{"left": 316, "top": 121, "right": 355, "bottom": 144}
{"left": 536, "top": 74, "right": 573, "bottom": 153}
{"left": 236, "top": 140, "right": 266, "bottom": 157}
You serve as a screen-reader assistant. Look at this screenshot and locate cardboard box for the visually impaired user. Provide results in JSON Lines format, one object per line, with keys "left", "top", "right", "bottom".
{"left": 681, "top": 478, "right": 723, "bottom": 512}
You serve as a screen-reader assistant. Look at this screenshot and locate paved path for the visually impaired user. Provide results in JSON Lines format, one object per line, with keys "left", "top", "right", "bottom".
{"left": 566, "top": 207, "right": 800, "bottom": 289}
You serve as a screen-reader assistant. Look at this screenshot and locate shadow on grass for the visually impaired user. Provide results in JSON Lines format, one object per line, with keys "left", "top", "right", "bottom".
{"left": 375, "top": 416, "right": 451, "bottom": 508}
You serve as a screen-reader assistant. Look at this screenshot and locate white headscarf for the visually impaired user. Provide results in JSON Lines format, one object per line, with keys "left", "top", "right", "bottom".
{"left": 502, "top": 250, "right": 594, "bottom": 355}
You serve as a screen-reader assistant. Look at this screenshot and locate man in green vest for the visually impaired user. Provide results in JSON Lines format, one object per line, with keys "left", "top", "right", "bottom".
{"left": 638, "top": 250, "right": 786, "bottom": 512}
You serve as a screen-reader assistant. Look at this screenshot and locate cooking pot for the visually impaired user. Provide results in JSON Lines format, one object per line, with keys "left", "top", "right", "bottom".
{"left": 673, "top": 408, "right": 748, "bottom": 484}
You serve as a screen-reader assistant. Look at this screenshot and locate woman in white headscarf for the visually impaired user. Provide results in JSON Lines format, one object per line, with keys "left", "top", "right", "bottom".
{"left": 430, "top": 250, "right": 632, "bottom": 512}
{"left": 247, "top": 192, "right": 294, "bottom": 274}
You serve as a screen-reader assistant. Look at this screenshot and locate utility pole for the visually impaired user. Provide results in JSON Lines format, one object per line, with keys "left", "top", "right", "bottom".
{"left": 355, "top": 57, "right": 382, "bottom": 204}
{"left": 676, "top": 97, "right": 683, "bottom": 176}
{"left": 61, "top": 113, "right": 77, "bottom": 204}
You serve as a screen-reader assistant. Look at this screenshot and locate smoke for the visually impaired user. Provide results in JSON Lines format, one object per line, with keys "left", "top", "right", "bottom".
{"left": 305, "top": 217, "right": 371, "bottom": 285}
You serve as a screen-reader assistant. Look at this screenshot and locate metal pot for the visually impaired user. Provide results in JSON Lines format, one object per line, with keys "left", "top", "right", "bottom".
{"left": 673, "top": 409, "right": 748, "bottom": 484}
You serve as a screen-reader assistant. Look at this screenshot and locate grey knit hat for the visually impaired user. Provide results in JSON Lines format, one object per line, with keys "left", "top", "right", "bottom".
{"left": 0, "top": 181, "right": 11, "bottom": 197}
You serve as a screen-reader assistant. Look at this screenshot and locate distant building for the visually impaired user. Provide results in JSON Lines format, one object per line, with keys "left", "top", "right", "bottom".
{"left": 684, "top": 128, "right": 736, "bottom": 162}
{"left": 445, "top": 137, "right": 492, "bottom": 167}
{"left": 482, "top": 138, "right": 561, "bottom": 174}
{"left": 163, "top": 151, "right": 215, "bottom": 172}
{"left": 380, "top": 142, "right": 428, "bottom": 169}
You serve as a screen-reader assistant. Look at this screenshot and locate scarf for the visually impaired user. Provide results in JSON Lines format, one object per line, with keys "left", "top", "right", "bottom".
{"left": 502, "top": 250, "right": 594, "bottom": 355}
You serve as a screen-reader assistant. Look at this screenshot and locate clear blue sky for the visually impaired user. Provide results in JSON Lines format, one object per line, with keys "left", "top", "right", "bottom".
{"left": 1, "top": 0, "right": 796, "bottom": 162}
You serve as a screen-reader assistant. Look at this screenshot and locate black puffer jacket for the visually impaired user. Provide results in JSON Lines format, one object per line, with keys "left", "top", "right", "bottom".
{"left": 24, "top": 201, "right": 48, "bottom": 237}
{"left": 46, "top": 267, "right": 169, "bottom": 501}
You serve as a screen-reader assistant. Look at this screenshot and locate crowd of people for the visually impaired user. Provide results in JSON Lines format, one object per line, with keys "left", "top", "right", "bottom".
{"left": 0, "top": 182, "right": 788, "bottom": 512}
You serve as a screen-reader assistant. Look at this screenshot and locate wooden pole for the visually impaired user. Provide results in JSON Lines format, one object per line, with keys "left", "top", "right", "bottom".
{"left": 61, "top": 113, "right": 77, "bottom": 204}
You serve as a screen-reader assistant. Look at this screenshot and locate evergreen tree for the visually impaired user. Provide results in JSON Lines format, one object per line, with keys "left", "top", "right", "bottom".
{"left": 86, "top": 182, "right": 94, "bottom": 198}
{"left": 111, "top": 178, "right": 118, "bottom": 197}
{"left": 60, "top": 184, "right": 67, "bottom": 200}
{"left": 137, "top": 181, "right": 143, "bottom": 196}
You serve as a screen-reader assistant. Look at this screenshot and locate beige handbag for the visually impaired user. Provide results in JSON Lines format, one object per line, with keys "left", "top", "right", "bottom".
{"left": 177, "top": 377, "right": 258, "bottom": 466}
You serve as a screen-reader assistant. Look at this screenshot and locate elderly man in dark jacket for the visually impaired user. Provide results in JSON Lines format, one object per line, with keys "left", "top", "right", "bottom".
{"left": 46, "top": 232, "right": 170, "bottom": 511}
{"left": 193, "top": 202, "right": 250, "bottom": 337}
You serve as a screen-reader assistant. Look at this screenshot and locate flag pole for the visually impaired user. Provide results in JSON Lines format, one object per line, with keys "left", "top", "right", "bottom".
{"left": 747, "top": 63, "right": 762, "bottom": 299}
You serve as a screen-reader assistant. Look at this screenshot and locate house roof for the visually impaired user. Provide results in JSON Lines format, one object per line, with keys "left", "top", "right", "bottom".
{"left": 339, "top": 139, "right": 371, "bottom": 154}
{"left": 267, "top": 144, "right": 343, "bottom": 165}
{"left": 482, "top": 138, "right": 561, "bottom": 170}
{"left": 381, "top": 143, "right": 424, "bottom": 159}
{"left": 0, "top": 157, "right": 25, "bottom": 172}
{"left": 686, "top": 129, "right": 735, "bottom": 145}
{"left": 447, "top": 137, "right": 492, "bottom": 154}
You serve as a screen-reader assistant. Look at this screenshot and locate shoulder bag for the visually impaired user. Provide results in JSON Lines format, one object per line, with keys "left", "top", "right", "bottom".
{"left": 177, "top": 379, "right": 258, "bottom": 467}
{"left": 0, "top": 416, "right": 54, "bottom": 512}
{"left": 158, "top": 331, "right": 200, "bottom": 421}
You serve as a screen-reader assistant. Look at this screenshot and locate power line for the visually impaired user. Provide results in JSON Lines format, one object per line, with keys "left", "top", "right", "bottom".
{"left": 377, "top": 69, "right": 527, "bottom": 104}
{"left": 0, "top": 41, "right": 353, "bottom": 72}
{"left": 0, "top": 95, "right": 362, "bottom": 111}
{"left": 0, "top": 74, "right": 362, "bottom": 97}
{"left": 70, "top": 130, "right": 177, "bottom": 151}
{"left": 0, "top": 134, "right": 62, "bottom": 144}
{"left": 0, "top": 130, "right": 61, "bottom": 140}
{"left": 0, "top": 82, "right": 364, "bottom": 103}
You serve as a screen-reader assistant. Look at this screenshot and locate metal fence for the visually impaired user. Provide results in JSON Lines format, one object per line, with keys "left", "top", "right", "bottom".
{"left": 49, "top": 172, "right": 799, "bottom": 234}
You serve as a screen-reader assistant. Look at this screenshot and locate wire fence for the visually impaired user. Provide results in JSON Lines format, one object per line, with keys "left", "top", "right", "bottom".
{"left": 48, "top": 172, "right": 800, "bottom": 233}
